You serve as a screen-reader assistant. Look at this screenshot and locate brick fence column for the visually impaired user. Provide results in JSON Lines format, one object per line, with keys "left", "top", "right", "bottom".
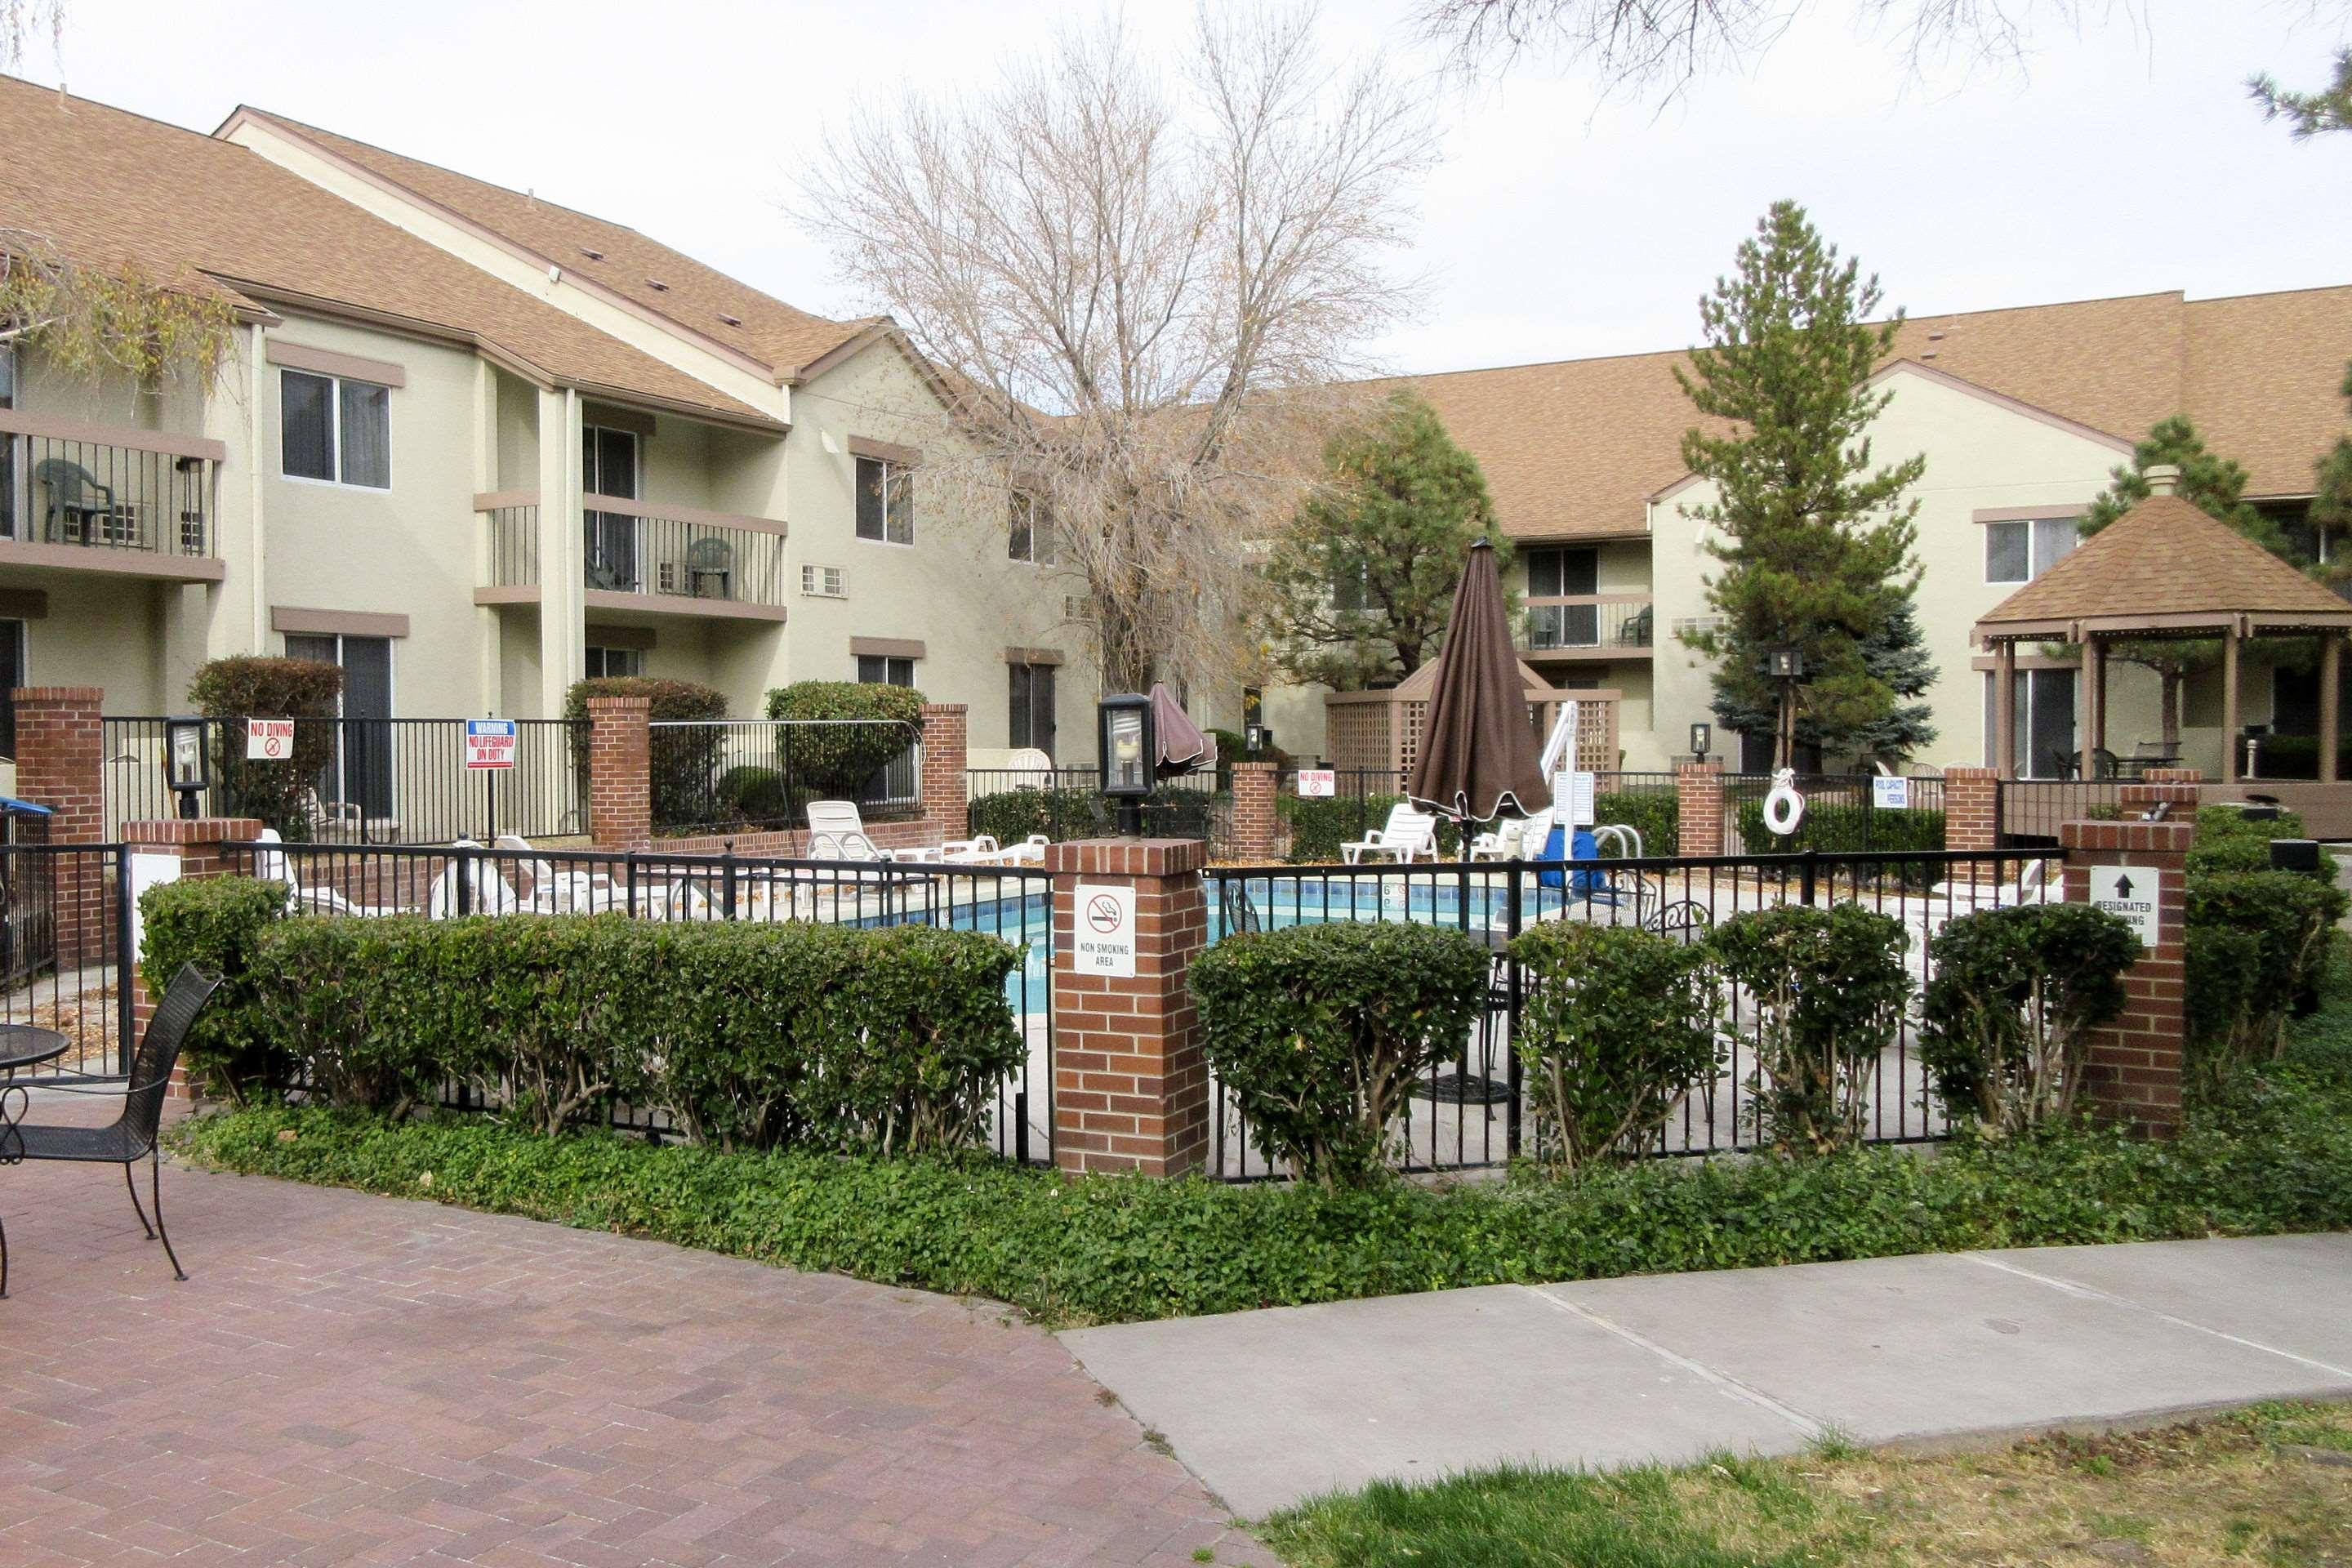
{"left": 15, "top": 687, "right": 108, "bottom": 967}
{"left": 920, "top": 702, "right": 968, "bottom": 838}
{"left": 1944, "top": 765, "right": 1999, "bottom": 852}
{"left": 2059, "top": 816, "right": 2192, "bottom": 1137}
{"left": 1231, "top": 761, "right": 1278, "bottom": 862}
{"left": 1674, "top": 761, "right": 1722, "bottom": 857}
{"left": 2119, "top": 781, "right": 2203, "bottom": 818}
{"left": 2142, "top": 767, "right": 2205, "bottom": 785}
{"left": 122, "top": 817, "right": 265, "bottom": 1102}
{"left": 586, "top": 694, "right": 652, "bottom": 851}
{"left": 1048, "top": 838, "right": 1211, "bottom": 1177}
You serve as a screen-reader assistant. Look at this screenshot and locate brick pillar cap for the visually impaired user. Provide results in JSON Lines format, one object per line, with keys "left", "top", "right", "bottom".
{"left": 1675, "top": 760, "right": 1722, "bottom": 774}
{"left": 1045, "top": 837, "right": 1207, "bottom": 876}
{"left": 11, "top": 686, "right": 105, "bottom": 706}
{"left": 2059, "top": 817, "right": 2195, "bottom": 853}
{"left": 585, "top": 694, "right": 653, "bottom": 714}
{"left": 123, "top": 817, "right": 266, "bottom": 845}
{"left": 1232, "top": 760, "right": 1278, "bottom": 773}
{"left": 920, "top": 702, "right": 968, "bottom": 716}
{"left": 1942, "top": 764, "right": 1998, "bottom": 778}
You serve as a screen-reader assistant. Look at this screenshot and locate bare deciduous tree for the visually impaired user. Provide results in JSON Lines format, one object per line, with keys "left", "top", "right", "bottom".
{"left": 1413, "top": 0, "right": 2137, "bottom": 96}
{"left": 798, "top": 5, "right": 1435, "bottom": 693}
{"left": 2, "top": 0, "right": 63, "bottom": 71}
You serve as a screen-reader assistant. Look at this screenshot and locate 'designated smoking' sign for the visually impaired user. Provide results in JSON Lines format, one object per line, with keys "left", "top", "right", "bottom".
{"left": 1073, "top": 883, "right": 1138, "bottom": 978}
{"left": 2087, "top": 865, "right": 2161, "bottom": 951}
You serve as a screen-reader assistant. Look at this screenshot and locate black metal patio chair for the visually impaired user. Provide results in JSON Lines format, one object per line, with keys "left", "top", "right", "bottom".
{"left": 1, "top": 964, "right": 222, "bottom": 1294}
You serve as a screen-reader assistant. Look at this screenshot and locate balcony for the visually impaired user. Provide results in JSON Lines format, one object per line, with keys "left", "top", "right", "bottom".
{"left": 474, "top": 492, "right": 787, "bottom": 621}
{"left": 1522, "top": 594, "right": 1653, "bottom": 658}
{"left": 0, "top": 410, "right": 225, "bottom": 582}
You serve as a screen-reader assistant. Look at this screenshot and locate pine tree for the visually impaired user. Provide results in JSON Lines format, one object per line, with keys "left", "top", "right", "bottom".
{"left": 1675, "top": 200, "right": 1930, "bottom": 770}
{"left": 2314, "top": 363, "right": 2352, "bottom": 589}
{"left": 2074, "top": 417, "right": 2287, "bottom": 750}
{"left": 2250, "top": 49, "right": 2352, "bottom": 140}
{"left": 1261, "top": 390, "right": 1508, "bottom": 688}
{"left": 1708, "top": 599, "right": 1937, "bottom": 767}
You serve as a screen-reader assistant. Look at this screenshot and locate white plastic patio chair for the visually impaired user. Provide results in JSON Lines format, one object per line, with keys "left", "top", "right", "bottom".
{"left": 804, "top": 800, "right": 887, "bottom": 862}
{"left": 425, "top": 841, "right": 519, "bottom": 918}
{"left": 1341, "top": 804, "right": 1438, "bottom": 865}
{"left": 1916, "top": 855, "right": 2051, "bottom": 938}
{"left": 248, "top": 829, "right": 407, "bottom": 918}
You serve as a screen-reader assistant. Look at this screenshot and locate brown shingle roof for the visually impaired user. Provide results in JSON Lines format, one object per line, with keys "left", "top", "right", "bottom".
{"left": 231, "top": 109, "right": 874, "bottom": 382}
{"left": 1974, "top": 493, "right": 2352, "bottom": 639}
{"left": 0, "top": 77, "right": 778, "bottom": 427}
{"left": 1395, "top": 286, "right": 2352, "bottom": 542}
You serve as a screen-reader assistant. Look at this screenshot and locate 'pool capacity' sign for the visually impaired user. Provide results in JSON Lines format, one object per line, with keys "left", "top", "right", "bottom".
{"left": 1073, "top": 883, "right": 1138, "bottom": 978}
{"left": 465, "top": 718, "right": 518, "bottom": 770}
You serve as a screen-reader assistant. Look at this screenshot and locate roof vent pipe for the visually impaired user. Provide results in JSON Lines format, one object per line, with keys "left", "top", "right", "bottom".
{"left": 2145, "top": 464, "right": 2183, "bottom": 497}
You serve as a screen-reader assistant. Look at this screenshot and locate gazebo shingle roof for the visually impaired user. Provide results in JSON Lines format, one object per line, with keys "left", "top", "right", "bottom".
{"left": 1974, "top": 492, "right": 2352, "bottom": 642}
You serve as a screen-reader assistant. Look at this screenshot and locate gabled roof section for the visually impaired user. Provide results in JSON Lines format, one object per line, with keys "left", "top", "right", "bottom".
{"left": 226, "top": 108, "right": 875, "bottom": 384}
{"left": 1974, "top": 492, "right": 2352, "bottom": 642}
{"left": 0, "top": 77, "right": 779, "bottom": 429}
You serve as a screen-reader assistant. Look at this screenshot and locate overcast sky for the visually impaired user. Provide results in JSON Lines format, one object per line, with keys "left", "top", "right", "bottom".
{"left": 17, "top": 0, "right": 2351, "bottom": 374}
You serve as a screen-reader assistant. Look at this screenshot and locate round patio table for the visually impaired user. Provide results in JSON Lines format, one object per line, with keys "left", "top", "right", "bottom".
{"left": 0, "top": 1024, "right": 69, "bottom": 1166}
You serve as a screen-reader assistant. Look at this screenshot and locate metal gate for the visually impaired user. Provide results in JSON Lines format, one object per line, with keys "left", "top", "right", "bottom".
{"left": 0, "top": 842, "right": 133, "bottom": 1080}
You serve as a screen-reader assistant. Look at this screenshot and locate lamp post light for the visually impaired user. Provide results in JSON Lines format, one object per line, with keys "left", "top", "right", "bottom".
{"left": 1097, "top": 693, "right": 1155, "bottom": 836}
{"left": 163, "top": 715, "right": 210, "bottom": 821}
{"left": 1762, "top": 645, "right": 1805, "bottom": 772}
{"left": 1688, "top": 721, "right": 1711, "bottom": 763}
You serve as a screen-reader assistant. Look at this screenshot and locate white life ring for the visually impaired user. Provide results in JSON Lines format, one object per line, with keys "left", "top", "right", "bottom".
{"left": 1762, "top": 769, "right": 1806, "bottom": 837}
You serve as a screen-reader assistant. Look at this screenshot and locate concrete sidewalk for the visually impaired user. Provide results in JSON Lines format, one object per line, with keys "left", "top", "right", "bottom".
{"left": 1062, "top": 1232, "right": 2352, "bottom": 1517}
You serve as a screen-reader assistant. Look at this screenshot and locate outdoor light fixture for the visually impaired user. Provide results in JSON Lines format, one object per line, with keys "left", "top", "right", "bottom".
{"left": 163, "top": 715, "right": 209, "bottom": 820}
{"left": 1689, "top": 722, "right": 1712, "bottom": 760}
{"left": 1764, "top": 645, "right": 1806, "bottom": 681}
{"left": 1098, "top": 693, "right": 1154, "bottom": 834}
{"left": 1245, "top": 723, "right": 1271, "bottom": 754}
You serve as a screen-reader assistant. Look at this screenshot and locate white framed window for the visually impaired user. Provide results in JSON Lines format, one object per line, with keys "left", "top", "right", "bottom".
{"left": 857, "top": 653, "right": 916, "bottom": 687}
{"left": 855, "top": 456, "right": 913, "bottom": 545}
{"left": 800, "top": 563, "right": 848, "bottom": 598}
{"left": 1985, "top": 516, "right": 2078, "bottom": 585}
{"left": 1009, "top": 495, "right": 1057, "bottom": 564}
{"left": 586, "top": 645, "right": 645, "bottom": 679}
{"left": 281, "top": 369, "right": 392, "bottom": 489}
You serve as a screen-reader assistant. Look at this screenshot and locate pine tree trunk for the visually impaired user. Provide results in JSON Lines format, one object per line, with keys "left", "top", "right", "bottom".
{"left": 2160, "top": 666, "right": 2183, "bottom": 751}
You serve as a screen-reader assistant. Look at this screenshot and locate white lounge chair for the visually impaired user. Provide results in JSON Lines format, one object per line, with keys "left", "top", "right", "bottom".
{"left": 804, "top": 800, "right": 888, "bottom": 861}
{"left": 1917, "top": 855, "right": 2051, "bottom": 936}
{"left": 249, "top": 828, "right": 408, "bottom": 918}
{"left": 1341, "top": 804, "right": 1438, "bottom": 865}
{"left": 1470, "top": 809, "right": 1557, "bottom": 862}
{"left": 425, "top": 841, "right": 519, "bottom": 918}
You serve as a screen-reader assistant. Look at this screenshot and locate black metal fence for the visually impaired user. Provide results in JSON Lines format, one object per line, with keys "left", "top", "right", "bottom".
{"left": 219, "top": 840, "right": 1056, "bottom": 1165}
{"left": 651, "top": 719, "right": 922, "bottom": 837}
{"left": 1720, "top": 773, "right": 1949, "bottom": 855}
{"left": 100, "top": 716, "right": 583, "bottom": 844}
{"left": 1204, "top": 846, "right": 2056, "bottom": 1178}
{"left": 964, "top": 768, "right": 1231, "bottom": 855}
{"left": 1996, "top": 777, "right": 2127, "bottom": 848}
{"left": 0, "top": 843, "right": 132, "bottom": 1080}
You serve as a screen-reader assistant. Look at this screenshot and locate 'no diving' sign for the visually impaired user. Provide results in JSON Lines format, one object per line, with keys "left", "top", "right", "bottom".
{"left": 1074, "top": 884, "right": 1138, "bottom": 978}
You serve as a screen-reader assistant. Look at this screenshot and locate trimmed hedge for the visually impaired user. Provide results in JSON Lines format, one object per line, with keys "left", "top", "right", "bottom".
{"left": 2185, "top": 871, "right": 2345, "bottom": 1094}
{"left": 188, "top": 656, "right": 344, "bottom": 835}
{"left": 764, "top": 681, "right": 926, "bottom": 798}
{"left": 176, "top": 972, "right": 2352, "bottom": 1327}
{"left": 139, "top": 883, "right": 1022, "bottom": 1154}
{"left": 1192, "top": 920, "right": 1488, "bottom": 1187}
{"left": 1593, "top": 790, "right": 1678, "bottom": 856}
{"left": 138, "top": 874, "right": 290, "bottom": 1102}
{"left": 1920, "top": 902, "right": 2140, "bottom": 1133}
{"left": 1512, "top": 923, "right": 1717, "bottom": 1169}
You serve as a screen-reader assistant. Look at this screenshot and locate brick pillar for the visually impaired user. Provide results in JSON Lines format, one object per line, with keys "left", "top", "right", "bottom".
{"left": 2060, "top": 817, "right": 2191, "bottom": 1137}
{"left": 2143, "top": 767, "right": 2205, "bottom": 785}
{"left": 122, "top": 817, "right": 265, "bottom": 1102}
{"left": 15, "top": 687, "right": 108, "bottom": 967}
{"left": 920, "top": 702, "right": 968, "bottom": 838}
{"left": 1049, "top": 838, "right": 1211, "bottom": 1177}
{"left": 1944, "top": 765, "right": 1999, "bottom": 852}
{"left": 2120, "top": 781, "right": 2203, "bottom": 819}
{"left": 1231, "top": 761, "right": 1278, "bottom": 862}
{"left": 1674, "top": 761, "right": 1722, "bottom": 857}
{"left": 586, "top": 694, "right": 652, "bottom": 851}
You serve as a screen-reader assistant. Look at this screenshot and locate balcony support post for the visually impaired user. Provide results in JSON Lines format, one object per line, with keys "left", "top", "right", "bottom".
{"left": 535, "top": 387, "right": 586, "bottom": 716}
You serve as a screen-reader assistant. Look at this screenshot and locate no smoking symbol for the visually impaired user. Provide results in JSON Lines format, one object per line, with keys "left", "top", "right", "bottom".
{"left": 1085, "top": 894, "right": 1123, "bottom": 934}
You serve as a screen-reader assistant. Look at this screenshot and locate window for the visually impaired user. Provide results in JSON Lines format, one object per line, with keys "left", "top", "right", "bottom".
{"left": 1984, "top": 667, "right": 2078, "bottom": 777}
{"left": 0, "top": 619, "right": 24, "bottom": 760}
{"left": 800, "top": 563, "right": 847, "bottom": 598}
{"left": 281, "top": 369, "right": 391, "bottom": 488}
{"left": 586, "top": 645, "right": 645, "bottom": 679}
{"left": 283, "top": 632, "right": 396, "bottom": 819}
{"left": 1009, "top": 662, "right": 1058, "bottom": 760}
{"left": 855, "top": 457, "right": 913, "bottom": 545}
{"left": 1526, "top": 546, "right": 1599, "bottom": 647}
{"left": 1985, "top": 516, "right": 2078, "bottom": 585}
{"left": 857, "top": 654, "right": 915, "bottom": 686}
{"left": 1009, "top": 495, "right": 1058, "bottom": 564}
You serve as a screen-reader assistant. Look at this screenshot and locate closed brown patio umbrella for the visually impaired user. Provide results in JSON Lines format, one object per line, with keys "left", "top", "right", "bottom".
{"left": 1409, "top": 539, "right": 1549, "bottom": 826}
{"left": 1148, "top": 683, "right": 1216, "bottom": 776}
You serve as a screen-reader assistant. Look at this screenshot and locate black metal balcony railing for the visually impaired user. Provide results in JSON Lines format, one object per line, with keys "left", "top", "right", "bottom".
{"left": 0, "top": 411, "right": 222, "bottom": 564}
{"left": 476, "top": 492, "right": 786, "bottom": 609}
{"left": 1524, "top": 594, "right": 1654, "bottom": 652}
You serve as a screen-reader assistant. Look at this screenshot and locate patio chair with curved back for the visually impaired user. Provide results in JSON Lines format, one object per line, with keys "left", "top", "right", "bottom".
{"left": 685, "top": 536, "right": 735, "bottom": 599}
{"left": 34, "top": 457, "right": 116, "bottom": 542}
{"left": 1, "top": 964, "right": 223, "bottom": 1294}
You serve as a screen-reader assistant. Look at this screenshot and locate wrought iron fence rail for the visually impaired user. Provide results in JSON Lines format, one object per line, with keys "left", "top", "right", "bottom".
{"left": 651, "top": 719, "right": 922, "bottom": 836}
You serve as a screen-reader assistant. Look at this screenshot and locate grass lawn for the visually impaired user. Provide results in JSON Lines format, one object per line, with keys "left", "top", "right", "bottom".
{"left": 1259, "top": 1402, "right": 2352, "bottom": 1567}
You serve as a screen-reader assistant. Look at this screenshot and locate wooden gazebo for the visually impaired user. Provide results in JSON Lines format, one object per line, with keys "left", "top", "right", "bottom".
{"left": 1972, "top": 472, "right": 2352, "bottom": 784}
{"left": 1322, "top": 657, "right": 1619, "bottom": 778}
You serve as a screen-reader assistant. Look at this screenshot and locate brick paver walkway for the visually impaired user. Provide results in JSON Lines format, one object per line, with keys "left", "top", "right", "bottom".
{"left": 0, "top": 1103, "right": 1276, "bottom": 1567}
